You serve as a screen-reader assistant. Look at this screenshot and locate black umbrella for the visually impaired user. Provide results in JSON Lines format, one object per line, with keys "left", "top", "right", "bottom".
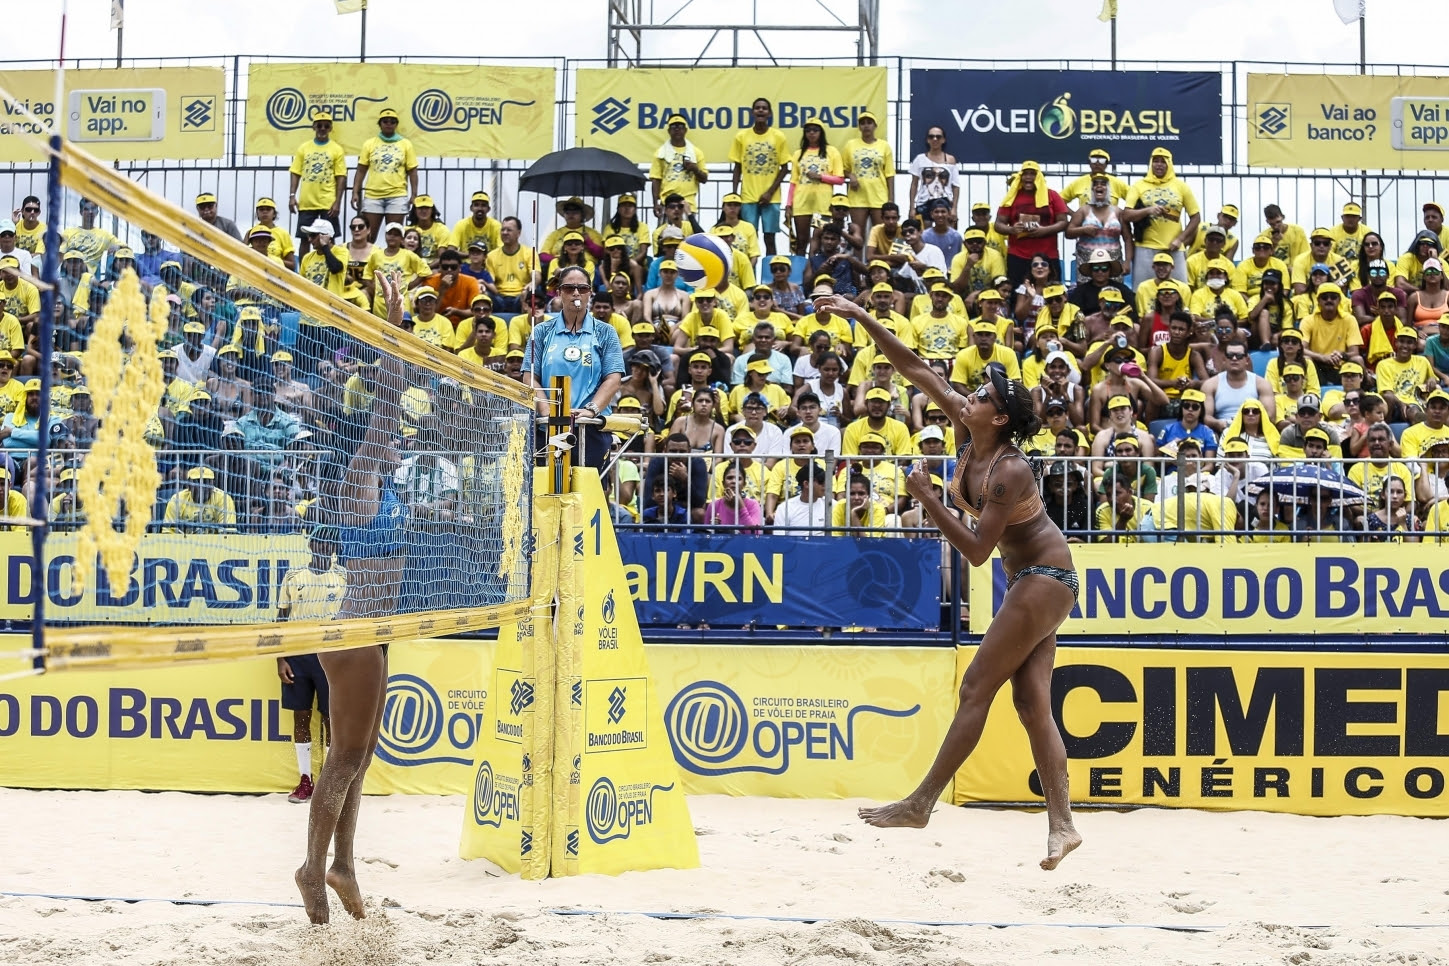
{"left": 518, "top": 147, "right": 645, "bottom": 199}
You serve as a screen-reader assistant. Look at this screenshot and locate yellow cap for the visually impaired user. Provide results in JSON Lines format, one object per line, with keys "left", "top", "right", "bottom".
{"left": 1042, "top": 284, "right": 1066, "bottom": 299}
{"left": 871, "top": 282, "right": 894, "bottom": 294}
{"left": 1107, "top": 394, "right": 1132, "bottom": 409}
{"left": 865, "top": 387, "right": 892, "bottom": 402}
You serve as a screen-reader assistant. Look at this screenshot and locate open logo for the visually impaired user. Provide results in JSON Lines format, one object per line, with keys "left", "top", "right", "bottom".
{"left": 591, "top": 97, "right": 631, "bottom": 135}
{"left": 376, "top": 673, "right": 469, "bottom": 766}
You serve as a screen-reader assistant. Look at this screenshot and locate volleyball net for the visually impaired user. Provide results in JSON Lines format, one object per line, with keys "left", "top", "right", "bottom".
{"left": 6, "top": 130, "right": 539, "bottom": 674}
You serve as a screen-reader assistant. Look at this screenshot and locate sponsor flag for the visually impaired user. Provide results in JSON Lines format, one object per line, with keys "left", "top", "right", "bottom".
{"left": 1333, "top": 0, "right": 1364, "bottom": 23}
{"left": 110, "top": 0, "right": 124, "bottom": 30}
{"left": 334, "top": 0, "right": 366, "bottom": 13}
{"left": 1098, "top": 0, "right": 1117, "bottom": 22}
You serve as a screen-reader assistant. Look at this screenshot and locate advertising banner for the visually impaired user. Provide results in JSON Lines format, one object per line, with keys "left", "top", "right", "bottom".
{"left": 954, "top": 645, "right": 1449, "bottom": 817}
{"left": 2, "top": 531, "right": 308, "bottom": 624}
{"left": 0, "top": 638, "right": 494, "bottom": 795}
{"left": 1248, "top": 73, "right": 1449, "bottom": 169}
{"left": 616, "top": 532, "right": 941, "bottom": 630}
{"left": 910, "top": 69, "right": 1222, "bottom": 164}
{"left": 650, "top": 644, "right": 955, "bottom": 802}
{"left": 969, "top": 544, "right": 1449, "bottom": 637}
{"left": 244, "top": 63, "right": 555, "bottom": 159}
{"left": 0, "top": 67, "right": 225, "bottom": 162}
{"left": 575, "top": 67, "right": 887, "bottom": 163}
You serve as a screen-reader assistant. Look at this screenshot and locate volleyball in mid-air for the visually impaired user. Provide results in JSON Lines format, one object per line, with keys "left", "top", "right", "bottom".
{"left": 674, "top": 233, "right": 732, "bottom": 290}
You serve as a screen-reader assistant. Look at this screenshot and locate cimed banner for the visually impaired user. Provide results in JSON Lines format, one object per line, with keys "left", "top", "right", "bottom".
{"left": 245, "top": 63, "right": 555, "bottom": 159}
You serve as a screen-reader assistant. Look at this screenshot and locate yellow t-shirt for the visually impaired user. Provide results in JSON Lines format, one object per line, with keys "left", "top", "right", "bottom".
{"left": 792, "top": 312, "right": 855, "bottom": 348}
{"left": 1347, "top": 460, "right": 1415, "bottom": 497}
{"left": 363, "top": 247, "right": 428, "bottom": 316}
{"left": 1290, "top": 251, "right": 1359, "bottom": 290}
{"left": 949, "top": 344, "right": 1020, "bottom": 389}
{"left": 729, "top": 127, "right": 790, "bottom": 203}
{"left": 0, "top": 377, "right": 26, "bottom": 417}
{"left": 1124, "top": 179, "right": 1200, "bottom": 250}
{"left": 357, "top": 136, "right": 419, "bottom": 199}
{"left": 841, "top": 138, "right": 896, "bottom": 209}
{"left": 910, "top": 311, "right": 969, "bottom": 360}
{"left": 59, "top": 226, "right": 118, "bottom": 273}
{"left": 14, "top": 221, "right": 46, "bottom": 255}
{"left": 1188, "top": 225, "right": 1238, "bottom": 258}
{"left": 727, "top": 382, "right": 791, "bottom": 416}
{"left": 831, "top": 498, "right": 888, "bottom": 534}
{"left": 1231, "top": 256, "right": 1291, "bottom": 301}
{"left": 263, "top": 225, "right": 296, "bottom": 264}
{"left": 299, "top": 244, "right": 351, "bottom": 297}
{"left": 1395, "top": 252, "right": 1431, "bottom": 289}
{"left": 448, "top": 217, "right": 502, "bottom": 258}
{"left": 947, "top": 248, "right": 1007, "bottom": 293}
{"left": 767, "top": 457, "right": 830, "bottom": 501}
{"left": 1327, "top": 222, "right": 1372, "bottom": 263}
{"left": 412, "top": 222, "right": 452, "bottom": 261}
{"left": 486, "top": 245, "right": 537, "bottom": 297}
{"left": 908, "top": 291, "right": 967, "bottom": 318}
{"left": 1063, "top": 173, "right": 1130, "bottom": 206}
{"left": 709, "top": 459, "right": 765, "bottom": 501}
{"left": 412, "top": 314, "right": 462, "bottom": 351}
{"left": 1188, "top": 286, "right": 1249, "bottom": 320}
{"left": 841, "top": 416, "right": 912, "bottom": 456}
{"left": 0, "top": 278, "right": 41, "bottom": 320}
{"left": 162, "top": 488, "right": 237, "bottom": 532}
{"left": 1299, "top": 312, "right": 1363, "bottom": 357}
{"left": 1375, "top": 355, "right": 1434, "bottom": 405}
{"left": 0, "top": 312, "right": 24, "bottom": 358}
{"left": 650, "top": 143, "right": 708, "bottom": 206}
{"left": 722, "top": 220, "right": 760, "bottom": 260}
{"left": 1094, "top": 496, "right": 1154, "bottom": 543}
{"left": 1400, "top": 421, "right": 1448, "bottom": 460}
{"left": 289, "top": 138, "right": 348, "bottom": 210}
{"left": 279, "top": 563, "right": 348, "bottom": 621}
{"left": 850, "top": 311, "right": 918, "bottom": 353}
{"left": 676, "top": 310, "right": 735, "bottom": 345}
{"left": 542, "top": 226, "right": 605, "bottom": 257}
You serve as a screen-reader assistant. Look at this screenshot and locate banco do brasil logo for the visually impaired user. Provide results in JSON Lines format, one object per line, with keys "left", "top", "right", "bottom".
{"left": 375, "top": 673, "right": 472, "bottom": 766}
{"left": 665, "top": 680, "right": 918, "bottom": 777}
{"left": 1039, "top": 93, "right": 1076, "bottom": 140}
{"left": 592, "top": 97, "right": 631, "bottom": 136}
{"left": 1256, "top": 103, "right": 1292, "bottom": 139}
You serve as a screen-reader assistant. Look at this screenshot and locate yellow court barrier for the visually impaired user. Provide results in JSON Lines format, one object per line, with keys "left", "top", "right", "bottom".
{"left": 0, "top": 68, "right": 225, "bottom": 161}
{"left": 953, "top": 645, "right": 1449, "bottom": 817}
{"left": 647, "top": 644, "right": 954, "bottom": 802}
{"left": 244, "top": 63, "right": 555, "bottom": 159}
{"left": 1248, "top": 73, "right": 1449, "bottom": 170}
{"left": 575, "top": 67, "right": 887, "bottom": 163}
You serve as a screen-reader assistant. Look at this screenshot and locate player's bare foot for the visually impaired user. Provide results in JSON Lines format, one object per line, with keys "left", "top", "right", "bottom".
{"left": 1040, "top": 827, "right": 1082, "bottom": 870}
{"left": 326, "top": 866, "right": 366, "bottom": 919}
{"left": 295, "top": 865, "right": 329, "bottom": 924}
{"left": 858, "top": 796, "right": 933, "bottom": 828}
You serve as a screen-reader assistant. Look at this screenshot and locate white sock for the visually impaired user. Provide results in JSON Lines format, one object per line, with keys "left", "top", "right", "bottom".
{"left": 296, "top": 742, "right": 312, "bottom": 779}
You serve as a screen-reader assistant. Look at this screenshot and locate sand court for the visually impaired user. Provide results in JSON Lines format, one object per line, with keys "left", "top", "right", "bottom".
{"left": 1, "top": 789, "right": 1445, "bottom": 965}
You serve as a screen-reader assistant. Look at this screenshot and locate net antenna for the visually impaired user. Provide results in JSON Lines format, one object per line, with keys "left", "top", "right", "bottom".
{"left": 0, "top": 83, "right": 538, "bottom": 677}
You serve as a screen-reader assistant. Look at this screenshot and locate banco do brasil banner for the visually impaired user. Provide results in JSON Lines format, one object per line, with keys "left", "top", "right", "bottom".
{"left": 575, "top": 67, "right": 887, "bottom": 163}
{"left": 910, "top": 69, "right": 1222, "bottom": 164}
{"left": 245, "top": 63, "right": 555, "bottom": 158}
{"left": 1249, "top": 73, "right": 1449, "bottom": 170}
{"left": 615, "top": 532, "right": 940, "bottom": 630}
{"left": 969, "top": 544, "right": 1449, "bottom": 636}
{"left": 0, "top": 68, "right": 225, "bottom": 162}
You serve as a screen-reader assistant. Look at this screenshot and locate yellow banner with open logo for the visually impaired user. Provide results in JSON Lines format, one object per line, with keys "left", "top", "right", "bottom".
{"left": 0, "top": 68, "right": 224, "bottom": 162}
{"left": 1248, "top": 73, "right": 1449, "bottom": 170}
{"left": 575, "top": 67, "right": 887, "bottom": 163}
{"left": 244, "top": 62, "right": 555, "bottom": 159}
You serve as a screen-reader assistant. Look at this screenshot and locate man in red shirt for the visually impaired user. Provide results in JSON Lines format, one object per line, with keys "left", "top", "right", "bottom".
{"left": 993, "top": 160, "right": 1068, "bottom": 289}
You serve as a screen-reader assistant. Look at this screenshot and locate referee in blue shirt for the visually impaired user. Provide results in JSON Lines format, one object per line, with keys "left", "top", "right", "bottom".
{"left": 524, "top": 265, "right": 625, "bottom": 470}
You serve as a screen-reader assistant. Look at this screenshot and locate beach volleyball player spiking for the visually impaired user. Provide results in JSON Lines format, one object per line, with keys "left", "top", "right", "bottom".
{"left": 815, "top": 294, "right": 1082, "bottom": 870}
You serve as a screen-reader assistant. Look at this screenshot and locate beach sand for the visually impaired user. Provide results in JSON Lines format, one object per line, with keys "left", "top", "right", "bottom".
{"left": 0, "top": 789, "right": 1444, "bottom": 965}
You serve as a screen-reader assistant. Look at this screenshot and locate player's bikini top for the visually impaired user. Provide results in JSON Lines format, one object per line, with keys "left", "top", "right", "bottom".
{"left": 951, "top": 440, "right": 1043, "bottom": 526}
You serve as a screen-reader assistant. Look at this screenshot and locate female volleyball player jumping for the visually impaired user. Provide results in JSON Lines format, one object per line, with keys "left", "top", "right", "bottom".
{"left": 296, "top": 273, "right": 410, "bottom": 923}
{"left": 816, "top": 294, "right": 1082, "bottom": 871}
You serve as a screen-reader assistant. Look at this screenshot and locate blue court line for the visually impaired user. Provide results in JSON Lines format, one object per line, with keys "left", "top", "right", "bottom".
{"left": 0, "top": 890, "right": 303, "bottom": 909}
{"left": 547, "top": 909, "right": 1449, "bottom": 932}
{"left": 3, "top": 893, "right": 1444, "bottom": 931}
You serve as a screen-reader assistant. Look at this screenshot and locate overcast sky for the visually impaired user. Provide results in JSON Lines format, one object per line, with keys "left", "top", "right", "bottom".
{"left": 3, "top": 0, "right": 1443, "bottom": 69}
